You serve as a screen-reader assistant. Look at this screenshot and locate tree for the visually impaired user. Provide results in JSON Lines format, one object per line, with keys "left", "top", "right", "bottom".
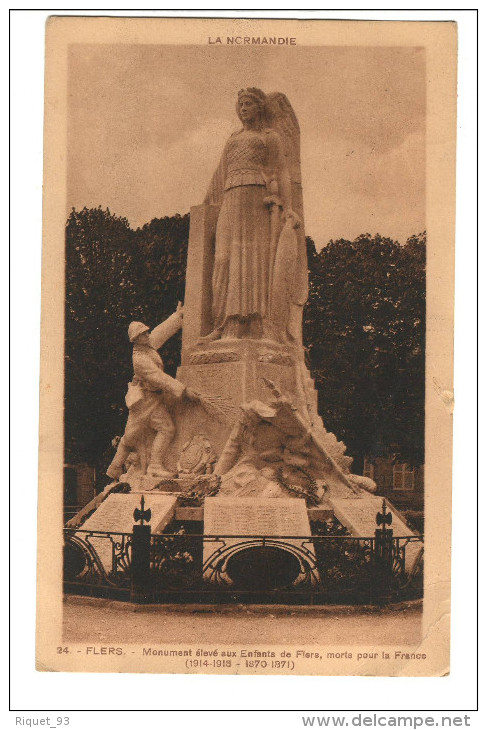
{"left": 64, "top": 208, "right": 189, "bottom": 477}
{"left": 304, "top": 232, "right": 426, "bottom": 469}
{"left": 65, "top": 207, "right": 137, "bottom": 468}
{"left": 135, "top": 214, "right": 189, "bottom": 376}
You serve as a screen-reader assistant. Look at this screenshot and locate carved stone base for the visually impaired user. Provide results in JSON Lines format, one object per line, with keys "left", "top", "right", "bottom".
{"left": 179, "top": 338, "right": 302, "bottom": 406}
{"left": 174, "top": 338, "right": 352, "bottom": 473}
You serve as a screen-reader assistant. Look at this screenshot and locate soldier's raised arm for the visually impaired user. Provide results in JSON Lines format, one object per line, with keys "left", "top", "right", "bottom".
{"left": 149, "top": 302, "right": 184, "bottom": 350}
{"left": 133, "top": 349, "right": 186, "bottom": 399}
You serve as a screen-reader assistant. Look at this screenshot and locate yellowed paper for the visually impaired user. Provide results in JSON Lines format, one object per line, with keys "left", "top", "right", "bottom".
{"left": 37, "top": 16, "right": 456, "bottom": 677}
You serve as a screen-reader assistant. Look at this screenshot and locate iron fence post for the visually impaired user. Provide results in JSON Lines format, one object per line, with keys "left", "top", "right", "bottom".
{"left": 374, "top": 499, "right": 394, "bottom": 592}
{"left": 374, "top": 527, "right": 394, "bottom": 568}
{"left": 131, "top": 497, "right": 152, "bottom": 603}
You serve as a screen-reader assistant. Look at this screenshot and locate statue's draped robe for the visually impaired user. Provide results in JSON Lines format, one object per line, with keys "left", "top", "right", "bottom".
{"left": 206, "top": 130, "right": 270, "bottom": 328}
{"left": 204, "top": 127, "right": 308, "bottom": 340}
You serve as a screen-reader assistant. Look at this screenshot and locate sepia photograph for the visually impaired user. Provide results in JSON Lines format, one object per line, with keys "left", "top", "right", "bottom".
{"left": 35, "top": 16, "right": 458, "bottom": 679}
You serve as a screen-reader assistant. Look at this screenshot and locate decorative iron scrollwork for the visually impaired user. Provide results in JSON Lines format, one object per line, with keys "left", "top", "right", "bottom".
{"left": 63, "top": 528, "right": 423, "bottom": 602}
{"left": 64, "top": 529, "right": 132, "bottom": 589}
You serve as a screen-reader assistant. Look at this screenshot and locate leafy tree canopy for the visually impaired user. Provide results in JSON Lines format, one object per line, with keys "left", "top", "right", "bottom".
{"left": 65, "top": 207, "right": 189, "bottom": 474}
{"left": 304, "top": 232, "right": 425, "bottom": 469}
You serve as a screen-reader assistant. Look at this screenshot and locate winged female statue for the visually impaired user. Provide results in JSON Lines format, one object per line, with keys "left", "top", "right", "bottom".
{"left": 200, "top": 88, "right": 309, "bottom": 345}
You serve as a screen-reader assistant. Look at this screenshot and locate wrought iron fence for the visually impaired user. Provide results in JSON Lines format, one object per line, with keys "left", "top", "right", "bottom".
{"left": 63, "top": 528, "right": 133, "bottom": 597}
{"left": 64, "top": 527, "right": 423, "bottom": 604}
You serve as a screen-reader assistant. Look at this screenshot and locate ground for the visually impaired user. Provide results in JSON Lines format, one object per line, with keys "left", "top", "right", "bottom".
{"left": 63, "top": 595, "right": 422, "bottom": 646}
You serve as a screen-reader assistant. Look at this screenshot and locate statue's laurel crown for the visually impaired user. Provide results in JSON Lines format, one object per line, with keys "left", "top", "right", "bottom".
{"left": 238, "top": 87, "right": 267, "bottom": 106}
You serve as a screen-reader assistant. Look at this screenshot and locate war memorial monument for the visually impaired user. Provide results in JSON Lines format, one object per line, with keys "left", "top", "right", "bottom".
{"left": 64, "top": 88, "right": 423, "bottom": 601}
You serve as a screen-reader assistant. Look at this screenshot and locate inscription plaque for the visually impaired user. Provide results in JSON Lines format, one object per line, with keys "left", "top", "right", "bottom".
{"left": 205, "top": 497, "right": 311, "bottom": 536}
{"left": 203, "top": 497, "right": 318, "bottom": 588}
{"left": 77, "top": 493, "right": 177, "bottom": 572}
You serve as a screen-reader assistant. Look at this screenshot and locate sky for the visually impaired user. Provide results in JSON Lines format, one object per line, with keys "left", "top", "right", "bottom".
{"left": 67, "top": 44, "right": 425, "bottom": 248}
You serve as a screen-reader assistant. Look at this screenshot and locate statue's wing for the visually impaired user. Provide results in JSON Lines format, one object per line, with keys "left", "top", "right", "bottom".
{"left": 203, "top": 136, "right": 232, "bottom": 206}
{"left": 266, "top": 92, "right": 308, "bottom": 311}
{"left": 204, "top": 154, "right": 225, "bottom": 205}
{"left": 266, "top": 92, "right": 301, "bottom": 186}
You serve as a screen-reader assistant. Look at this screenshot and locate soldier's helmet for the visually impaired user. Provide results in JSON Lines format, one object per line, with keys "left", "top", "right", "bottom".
{"left": 128, "top": 321, "right": 150, "bottom": 343}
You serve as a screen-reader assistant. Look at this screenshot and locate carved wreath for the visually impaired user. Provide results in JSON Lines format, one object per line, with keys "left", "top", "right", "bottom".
{"left": 274, "top": 465, "right": 321, "bottom": 507}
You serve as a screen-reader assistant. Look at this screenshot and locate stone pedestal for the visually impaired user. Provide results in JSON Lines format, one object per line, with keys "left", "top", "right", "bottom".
{"left": 173, "top": 336, "right": 353, "bottom": 477}
{"left": 179, "top": 338, "right": 308, "bottom": 412}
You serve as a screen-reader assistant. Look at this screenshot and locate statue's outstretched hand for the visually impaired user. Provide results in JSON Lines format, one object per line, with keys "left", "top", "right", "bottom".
{"left": 283, "top": 209, "right": 301, "bottom": 230}
{"left": 174, "top": 301, "right": 184, "bottom": 326}
{"left": 184, "top": 388, "right": 201, "bottom": 403}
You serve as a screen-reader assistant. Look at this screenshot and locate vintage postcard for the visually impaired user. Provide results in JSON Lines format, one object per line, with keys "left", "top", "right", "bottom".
{"left": 37, "top": 17, "right": 456, "bottom": 677}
